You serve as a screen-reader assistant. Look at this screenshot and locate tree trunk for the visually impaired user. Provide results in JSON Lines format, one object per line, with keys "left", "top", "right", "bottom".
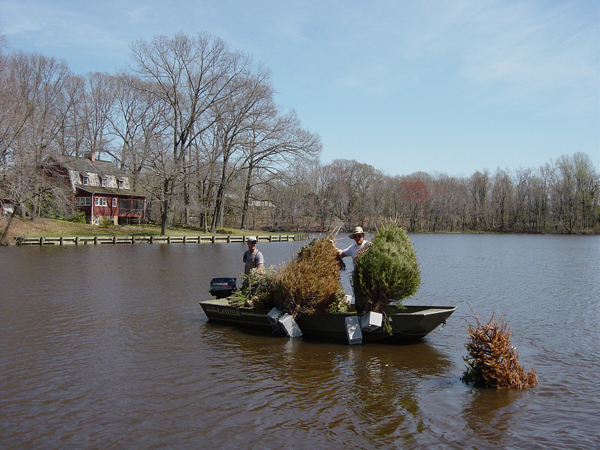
{"left": 160, "top": 178, "right": 174, "bottom": 235}
{"left": 240, "top": 166, "right": 254, "bottom": 230}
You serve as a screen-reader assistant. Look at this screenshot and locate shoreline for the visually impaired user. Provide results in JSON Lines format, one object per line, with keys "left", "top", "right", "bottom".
{"left": 12, "top": 234, "right": 309, "bottom": 246}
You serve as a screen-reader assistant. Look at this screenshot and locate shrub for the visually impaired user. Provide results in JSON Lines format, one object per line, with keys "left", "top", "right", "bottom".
{"left": 462, "top": 314, "right": 538, "bottom": 389}
{"left": 352, "top": 224, "right": 420, "bottom": 312}
{"left": 99, "top": 218, "right": 114, "bottom": 228}
{"left": 229, "top": 267, "right": 278, "bottom": 310}
{"left": 66, "top": 211, "right": 87, "bottom": 224}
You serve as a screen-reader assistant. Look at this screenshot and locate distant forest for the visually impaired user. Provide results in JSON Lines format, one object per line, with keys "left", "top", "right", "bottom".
{"left": 1, "top": 33, "right": 598, "bottom": 235}
{"left": 272, "top": 152, "right": 598, "bottom": 235}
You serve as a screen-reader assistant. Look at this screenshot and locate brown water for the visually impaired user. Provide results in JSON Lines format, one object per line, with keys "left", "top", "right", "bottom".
{"left": 0, "top": 235, "right": 598, "bottom": 449}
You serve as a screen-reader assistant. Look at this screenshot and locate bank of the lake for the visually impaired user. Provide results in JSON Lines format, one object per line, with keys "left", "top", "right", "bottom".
{"left": 0, "top": 216, "right": 306, "bottom": 245}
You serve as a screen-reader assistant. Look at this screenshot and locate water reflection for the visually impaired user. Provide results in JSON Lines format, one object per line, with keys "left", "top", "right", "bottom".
{"left": 195, "top": 316, "right": 457, "bottom": 447}
{"left": 460, "top": 387, "right": 525, "bottom": 447}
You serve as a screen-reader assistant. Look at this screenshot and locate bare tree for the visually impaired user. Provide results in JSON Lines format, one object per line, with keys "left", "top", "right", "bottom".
{"left": 204, "top": 68, "right": 273, "bottom": 230}
{"left": 239, "top": 108, "right": 321, "bottom": 230}
{"left": 0, "top": 51, "right": 76, "bottom": 241}
{"left": 490, "top": 168, "right": 513, "bottom": 232}
{"left": 104, "top": 73, "right": 167, "bottom": 191}
{"left": 468, "top": 170, "right": 490, "bottom": 231}
{"left": 129, "top": 32, "right": 252, "bottom": 234}
{"left": 2, "top": 52, "right": 74, "bottom": 218}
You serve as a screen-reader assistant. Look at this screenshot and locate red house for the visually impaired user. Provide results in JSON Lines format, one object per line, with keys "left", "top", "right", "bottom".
{"left": 50, "top": 154, "right": 146, "bottom": 225}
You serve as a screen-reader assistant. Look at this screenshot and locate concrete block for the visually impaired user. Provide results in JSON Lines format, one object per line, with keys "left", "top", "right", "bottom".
{"left": 278, "top": 313, "right": 303, "bottom": 338}
{"left": 267, "top": 308, "right": 283, "bottom": 331}
{"left": 345, "top": 316, "right": 363, "bottom": 345}
{"left": 359, "top": 312, "right": 383, "bottom": 331}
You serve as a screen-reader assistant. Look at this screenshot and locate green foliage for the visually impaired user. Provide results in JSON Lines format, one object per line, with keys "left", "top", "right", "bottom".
{"left": 100, "top": 218, "right": 114, "bottom": 228}
{"left": 352, "top": 223, "right": 420, "bottom": 312}
{"left": 66, "top": 211, "right": 87, "bottom": 224}
{"left": 325, "top": 285, "right": 351, "bottom": 313}
{"left": 230, "top": 267, "right": 278, "bottom": 309}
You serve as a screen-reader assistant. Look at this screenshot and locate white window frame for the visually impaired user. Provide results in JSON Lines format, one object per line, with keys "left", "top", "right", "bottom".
{"left": 112, "top": 198, "right": 117, "bottom": 208}
{"left": 95, "top": 197, "right": 107, "bottom": 207}
{"left": 82, "top": 176, "right": 89, "bottom": 185}
{"left": 75, "top": 197, "right": 91, "bottom": 206}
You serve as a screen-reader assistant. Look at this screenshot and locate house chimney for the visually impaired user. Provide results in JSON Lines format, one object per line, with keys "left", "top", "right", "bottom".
{"left": 86, "top": 152, "right": 95, "bottom": 162}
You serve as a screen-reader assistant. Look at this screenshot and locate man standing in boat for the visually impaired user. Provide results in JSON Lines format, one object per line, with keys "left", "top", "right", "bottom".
{"left": 243, "top": 236, "right": 265, "bottom": 275}
{"left": 336, "top": 226, "right": 369, "bottom": 263}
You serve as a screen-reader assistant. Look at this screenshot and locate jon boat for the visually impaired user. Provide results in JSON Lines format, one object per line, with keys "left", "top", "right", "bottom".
{"left": 199, "top": 297, "right": 456, "bottom": 344}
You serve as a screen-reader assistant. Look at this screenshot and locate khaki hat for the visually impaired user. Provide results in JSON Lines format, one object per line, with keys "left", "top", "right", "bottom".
{"left": 246, "top": 236, "right": 258, "bottom": 243}
{"left": 349, "top": 227, "right": 366, "bottom": 238}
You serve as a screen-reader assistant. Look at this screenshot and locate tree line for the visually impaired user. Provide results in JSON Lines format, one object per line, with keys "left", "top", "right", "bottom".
{"left": 269, "top": 153, "right": 599, "bottom": 234}
{"left": 1, "top": 33, "right": 598, "bottom": 236}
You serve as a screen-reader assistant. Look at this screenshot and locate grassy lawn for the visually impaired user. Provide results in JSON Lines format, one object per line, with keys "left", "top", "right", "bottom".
{"left": 1, "top": 216, "right": 272, "bottom": 243}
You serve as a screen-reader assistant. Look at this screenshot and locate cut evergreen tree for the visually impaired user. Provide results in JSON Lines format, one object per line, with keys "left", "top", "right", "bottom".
{"left": 274, "top": 237, "right": 345, "bottom": 317}
{"left": 230, "top": 237, "right": 346, "bottom": 317}
{"left": 352, "top": 223, "right": 420, "bottom": 312}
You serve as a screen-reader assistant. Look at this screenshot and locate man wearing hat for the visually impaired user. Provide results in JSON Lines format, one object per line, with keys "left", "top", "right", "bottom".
{"left": 243, "top": 236, "right": 265, "bottom": 275}
{"left": 337, "top": 226, "right": 369, "bottom": 263}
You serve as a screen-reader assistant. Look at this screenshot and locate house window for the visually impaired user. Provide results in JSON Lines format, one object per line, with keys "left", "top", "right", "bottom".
{"left": 82, "top": 176, "right": 89, "bottom": 185}
{"left": 101, "top": 178, "right": 107, "bottom": 187}
{"left": 75, "top": 197, "right": 91, "bottom": 206}
{"left": 112, "top": 198, "right": 117, "bottom": 207}
{"left": 118, "top": 180, "right": 124, "bottom": 189}
{"left": 95, "top": 197, "right": 107, "bottom": 207}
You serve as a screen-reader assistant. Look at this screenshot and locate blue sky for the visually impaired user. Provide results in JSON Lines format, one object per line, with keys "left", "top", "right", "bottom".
{"left": 1, "top": 0, "right": 598, "bottom": 177}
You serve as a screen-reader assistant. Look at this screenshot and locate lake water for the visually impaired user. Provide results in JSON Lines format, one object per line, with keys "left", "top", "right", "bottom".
{"left": 0, "top": 234, "right": 598, "bottom": 449}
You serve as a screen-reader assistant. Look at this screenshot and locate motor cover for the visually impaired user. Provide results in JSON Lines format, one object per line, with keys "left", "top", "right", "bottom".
{"left": 209, "top": 277, "right": 237, "bottom": 298}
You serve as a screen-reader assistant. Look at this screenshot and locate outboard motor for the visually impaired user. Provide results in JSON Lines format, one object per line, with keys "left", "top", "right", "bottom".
{"left": 209, "top": 277, "right": 237, "bottom": 299}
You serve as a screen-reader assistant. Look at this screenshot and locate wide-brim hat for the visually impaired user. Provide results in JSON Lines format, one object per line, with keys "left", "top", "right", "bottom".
{"left": 246, "top": 236, "right": 258, "bottom": 243}
{"left": 349, "top": 227, "right": 366, "bottom": 238}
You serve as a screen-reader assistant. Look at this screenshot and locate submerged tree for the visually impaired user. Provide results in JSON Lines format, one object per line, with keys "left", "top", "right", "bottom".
{"left": 462, "top": 314, "right": 538, "bottom": 389}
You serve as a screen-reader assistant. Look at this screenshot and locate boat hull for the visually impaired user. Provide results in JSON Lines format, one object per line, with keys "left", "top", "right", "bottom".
{"left": 199, "top": 299, "right": 456, "bottom": 343}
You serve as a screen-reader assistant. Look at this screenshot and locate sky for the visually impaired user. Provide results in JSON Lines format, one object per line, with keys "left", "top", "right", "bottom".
{"left": 1, "top": 0, "right": 598, "bottom": 177}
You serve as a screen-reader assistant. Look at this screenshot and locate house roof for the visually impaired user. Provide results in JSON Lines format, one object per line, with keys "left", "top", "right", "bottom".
{"left": 50, "top": 155, "right": 146, "bottom": 198}
{"left": 51, "top": 155, "right": 128, "bottom": 176}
